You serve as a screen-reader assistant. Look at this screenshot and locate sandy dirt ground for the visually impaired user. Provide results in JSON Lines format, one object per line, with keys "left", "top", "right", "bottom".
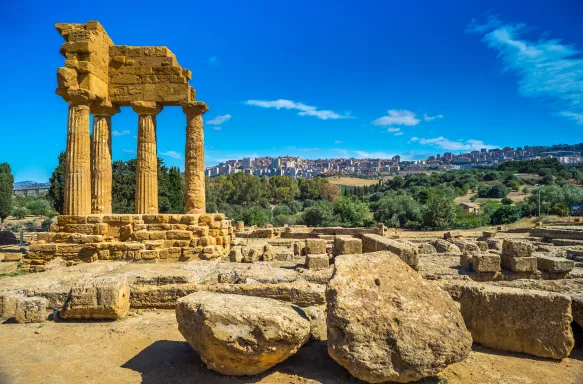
{"left": 326, "top": 177, "right": 379, "bottom": 187}
{"left": 1, "top": 311, "right": 582, "bottom": 384}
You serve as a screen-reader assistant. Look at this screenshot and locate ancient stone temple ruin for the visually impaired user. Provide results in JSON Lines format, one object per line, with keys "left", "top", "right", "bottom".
{"left": 25, "top": 21, "right": 232, "bottom": 267}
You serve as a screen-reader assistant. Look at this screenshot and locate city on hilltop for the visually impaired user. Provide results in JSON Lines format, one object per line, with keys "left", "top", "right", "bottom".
{"left": 205, "top": 142, "right": 583, "bottom": 179}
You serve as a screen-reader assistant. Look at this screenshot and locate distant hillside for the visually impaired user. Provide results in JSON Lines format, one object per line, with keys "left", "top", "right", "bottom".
{"left": 14, "top": 181, "right": 50, "bottom": 190}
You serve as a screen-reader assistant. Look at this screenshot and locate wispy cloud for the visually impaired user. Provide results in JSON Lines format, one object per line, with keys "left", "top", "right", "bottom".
{"left": 122, "top": 149, "right": 135, "bottom": 154}
{"left": 373, "top": 110, "right": 420, "bottom": 126}
{"left": 207, "top": 56, "right": 219, "bottom": 66}
{"left": 244, "top": 99, "right": 353, "bottom": 120}
{"left": 355, "top": 151, "right": 397, "bottom": 159}
{"left": 207, "top": 114, "right": 232, "bottom": 125}
{"left": 112, "top": 130, "right": 130, "bottom": 137}
{"left": 161, "top": 151, "right": 182, "bottom": 159}
{"left": 468, "top": 15, "right": 583, "bottom": 124}
{"left": 334, "top": 149, "right": 349, "bottom": 157}
{"left": 423, "top": 113, "right": 444, "bottom": 122}
{"left": 212, "top": 126, "right": 221, "bottom": 131}
{"left": 410, "top": 136, "right": 497, "bottom": 151}
{"left": 394, "top": 132, "right": 404, "bottom": 136}
{"left": 387, "top": 127, "right": 401, "bottom": 133}
{"left": 334, "top": 140, "right": 343, "bottom": 144}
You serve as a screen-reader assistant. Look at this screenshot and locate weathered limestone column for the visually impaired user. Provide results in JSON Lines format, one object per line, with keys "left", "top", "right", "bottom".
{"left": 90, "top": 103, "right": 120, "bottom": 214}
{"left": 64, "top": 91, "right": 94, "bottom": 215}
{"left": 131, "top": 101, "right": 162, "bottom": 214}
{"left": 182, "top": 101, "right": 209, "bottom": 214}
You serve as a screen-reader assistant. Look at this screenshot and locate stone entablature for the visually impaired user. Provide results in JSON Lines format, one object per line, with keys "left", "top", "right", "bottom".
{"left": 26, "top": 214, "right": 233, "bottom": 267}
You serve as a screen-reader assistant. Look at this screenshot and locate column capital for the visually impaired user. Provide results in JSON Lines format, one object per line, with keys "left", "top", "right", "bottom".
{"left": 58, "top": 88, "right": 96, "bottom": 107}
{"left": 131, "top": 101, "right": 163, "bottom": 116}
{"left": 182, "top": 101, "right": 209, "bottom": 116}
{"left": 91, "top": 101, "right": 120, "bottom": 116}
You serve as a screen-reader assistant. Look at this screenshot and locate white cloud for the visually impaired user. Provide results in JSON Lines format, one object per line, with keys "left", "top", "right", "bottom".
{"left": 122, "top": 149, "right": 135, "bottom": 154}
{"left": 112, "top": 130, "right": 130, "bottom": 137}
{"left": 423, "top": 113, "right": 444, "bottom": 122}
{"left": 468, "top": 15, "right": 583, "bottom": 124}
{"left": 355, "top": 151, "right": 397, "bottom": 159}
{"left": 394, "top": 132, "right": 404, "bottom": 136}
{"left": 213, "top": 126, "right": 221, "bottom": 131}
{"left": 387, "top": 127, "right": 401, "bottom": 133}
{"left": 207, "top": 114, "right": 232, "bottom": 125}
{"left": 334, "top": 149, "right": 349, "bottom": 157}
{"left": 334, "top": 140, "right": 343, "bottom": 144}
{"left": 414, "top": 136, "right": 497, "bottom": 151}
{"left": 161, "top": 151, "right": 182, "bottom": 159}
{"left": 244, "top": 99, "right": 353, "bottom": 120}
{"left": 207, "top": 56, "right": 219, "bottom": 66}
{"left": 373, "top": 110, "right": 420, "bottom": 126}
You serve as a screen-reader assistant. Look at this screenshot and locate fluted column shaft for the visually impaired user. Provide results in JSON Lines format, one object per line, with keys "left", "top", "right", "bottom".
{"left": 132, "top": 102, "right": 162, "bottom": 214}
{"left": 64, "top": 103, "right": 92, "bottom": 215}
{"left": 183, "top": 102, "right": 209, "bottom": 214}
{"left": 90, "top": 105, "right": 119, "bottom": 214}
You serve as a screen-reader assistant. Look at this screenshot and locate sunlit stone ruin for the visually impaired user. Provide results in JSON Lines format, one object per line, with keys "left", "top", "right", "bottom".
{"left": 1, "top": 20, "right": 583, "bottom": 384}
{"left": 25, "top": 21, "right": 232, "bottom": 266}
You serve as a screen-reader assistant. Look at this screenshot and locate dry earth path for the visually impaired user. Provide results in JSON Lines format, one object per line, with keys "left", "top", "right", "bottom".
{"left": 1, "top": 311, "right": 581, "bottom": 384}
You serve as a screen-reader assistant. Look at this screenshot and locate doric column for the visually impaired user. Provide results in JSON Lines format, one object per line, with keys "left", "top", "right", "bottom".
{"left": 131, "top": 101, "right": 162, "bottom": 214}
{"left": 64, "top": 91, "right": 94, "bottom": 215}
{"left": 90, "top": 103, "right": 120, "bottom": 214}
{"left": 182, "top": 101, "right": 209, "bottom": 214}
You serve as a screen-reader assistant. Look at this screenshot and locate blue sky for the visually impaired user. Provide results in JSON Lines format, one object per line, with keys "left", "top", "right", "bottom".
{"left": 1, "top": 0, "right": 582, "bottom": 182}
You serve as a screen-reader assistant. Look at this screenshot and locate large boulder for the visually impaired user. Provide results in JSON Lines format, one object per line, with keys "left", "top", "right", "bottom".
{"left": 432, "top": 239, "right": 461, "bottom": 254}
{"left": 176, "top": 292, "right": 310, "bottom": 375}
{"left": 15, "top": 297, "right": 48, "bottom": 323}
{"left": 327, "top": 252, "right": 472, "bottom": 383}
{"left": 60, "top": 276, "right": 130, "bottom": 320}
{"left": 458, "top": 284, "right": 574, "bottom": 359}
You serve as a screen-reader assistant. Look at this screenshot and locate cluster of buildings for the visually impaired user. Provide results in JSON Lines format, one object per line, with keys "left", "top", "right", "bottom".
{"left": 204, "top": 144, "right": 583, "bottom": 179}
{"left": 204, "top": 156, "right": 402, "bottom": 178}
{"left": 410, "top": 146, "right": 583, "bottom": 171}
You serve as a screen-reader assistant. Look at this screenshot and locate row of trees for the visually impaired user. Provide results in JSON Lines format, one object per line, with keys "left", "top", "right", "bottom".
{"left": 48, "top": 153, "right": 184, "bottom": 214}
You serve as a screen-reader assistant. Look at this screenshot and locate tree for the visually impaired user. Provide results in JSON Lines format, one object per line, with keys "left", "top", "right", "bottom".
{"left": 423, "top": 194, "right": 457, "bottom": 228}
{"left": 26, "top": 198, "right": 52, "bottom": 216}
{"left": 158, "top": 162, "right": 184, "bottom": 214}
{"left": 374, "top": 193, "right": 422, "bottom": 228}
{"left": 302, "top": 200, "right": 338, "bottom": 227}
{"left": 320, "top": 182, "right": 341, "bottom": 202}
{"left": 242, "top": 206, "right": 271, "bottom": 227}
{"left": 48, "top": 152, "right": 66, "bottom": 214}
{"left": 501, "top": 197, "right": 513, "bottom": 205}
{"left": 334, "top": 197, "right": 372, "bottom": 227}
{"left": 112, "top": 159, "right": 137, "bottom": 213}
{"left": 268, "top": 176, "right": 299, "bottom": 204}
{"left": 492, "top": 205, "right": 522, "bottom": 224}
{"left": 0, "top": 163, "right": 14, "bottom": 227}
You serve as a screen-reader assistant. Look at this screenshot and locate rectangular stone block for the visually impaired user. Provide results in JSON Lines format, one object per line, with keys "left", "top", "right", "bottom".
{"left": 472, "top": 254, "right": 501, "bottom": 273}
{"left": 149, "top": 231, "right": 167, "bottom": 240}
{"left": 361, "top": 234, "right": 418, "bottom": 267}
{"left": 60, "top": 276, "right": 130, "bottom": 320}
{"left": 180, "top": 214, "right": 200, "bottom": 225}
{"left": 133, "top": 230, "right": 150, "bottom": 241}
{"left": 306, "top": 254, "right": 329, "bottom": 270}
{"left": 57, "top": 215, "right": 88, "bottom": 225}
{"left": 305, "top": 239, "right": 327, "bottom": 255}
{"left": 458, "top": 284, "right": 574, "bottom": 359}
{"left": 15, "top": 297, "right": 48, "bottom": 323}
{"left": 142, "top": 214, "right": 169, "bottom": 224}
{"left": 62, "top": 224, "right": 95, "bottom": 234}
{"left": 460, "top": 253, "right": 473, "bottom": 270}
{"left": 536, "top": 256, "right": 575, "bottom": 273}
{"left": 333, "top": 237, "right": 362, "bottom": 255}
{"left": 141, "top": 250, "right": 159, "bottom": 260}
{"left": 159, "top": 247, "right": 182, "bottom": 260}
{"left": 502, "top": 239, "right": 534, "bottom": 257}
{"left": 86, "top": 215, "right": 104, "bottom": 223}
{"left": 166, "top": 230, "right": 192, "bottom": 240}
{"left": 501, "top": 255, "right": 537, "bottom": 273}
{"left": 0, "top": 292, "right": 25, "bottom": 318}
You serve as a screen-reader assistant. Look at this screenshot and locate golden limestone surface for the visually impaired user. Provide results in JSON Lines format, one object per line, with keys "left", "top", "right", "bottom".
{"left": 183, "top": 102, "right": 208, "bottom": 214}
{"left": 90, "top": 103, "right": 119, "bottom": 214}
{"left": 40, "top": 21, "right": 222, "bottom": 264}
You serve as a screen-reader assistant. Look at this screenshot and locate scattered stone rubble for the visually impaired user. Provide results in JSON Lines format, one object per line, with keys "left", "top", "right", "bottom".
{"left": 2, "top": 225, "right": 583, "bottom": 383}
